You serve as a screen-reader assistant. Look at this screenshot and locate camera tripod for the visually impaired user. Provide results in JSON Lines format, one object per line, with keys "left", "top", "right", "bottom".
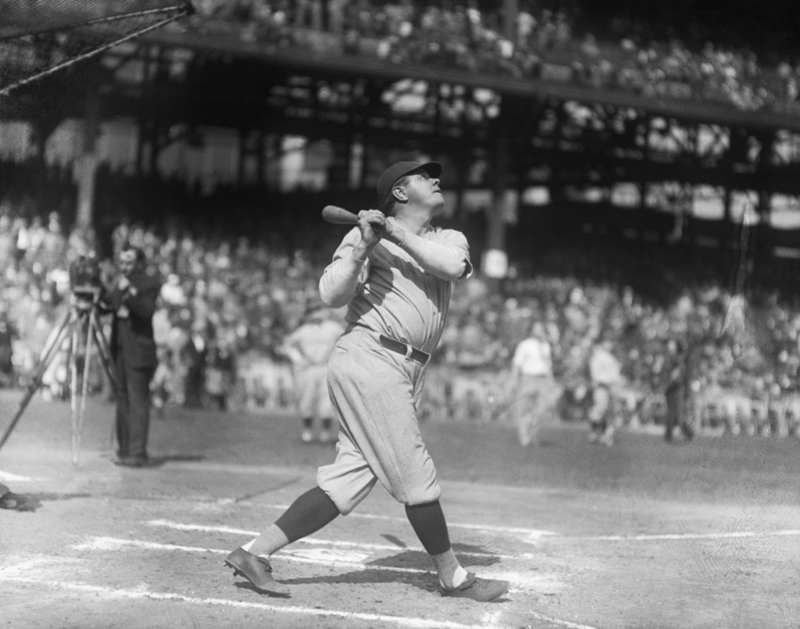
{"left": 0, "top": 288, "right": 116, "bottom": 467}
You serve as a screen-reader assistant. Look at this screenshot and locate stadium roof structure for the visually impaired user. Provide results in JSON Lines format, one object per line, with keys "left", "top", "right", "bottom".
{"left": 142, "top": 29, "right": 800, "bottom": 135}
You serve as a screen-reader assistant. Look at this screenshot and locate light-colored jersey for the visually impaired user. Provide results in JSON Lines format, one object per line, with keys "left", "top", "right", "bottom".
{"left": 320, "top": 227, "right": 471, "bottom": 354}
{"left": 512, "top": 337, "right": 552, "bottom": 376}
{"left": 284, "top": 319, "right": 345, "bottom": 366}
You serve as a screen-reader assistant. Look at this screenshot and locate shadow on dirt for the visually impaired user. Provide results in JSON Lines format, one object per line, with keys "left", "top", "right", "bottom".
{"left": 366, "top": 545, "right": 502, "bottom": 570}
{"left": 232, "top": 582, "right": 291, "bottom": 598}
{"left": 379, "top": 533, "right": 410, "bottom": 547}
{"left": 148, "top": 454, "right": 206, "bottom": 466}
{"left": 277, "top": 568, "right": 514, "bottom": 602}
{"left": 276, "top": 543, "right": 505, "bottom": 595}
{"left": 278, "top": 566, "right": 438, "bottom": 594}
{"left": 0, "top": 491, "right": 91, "bottom": 512}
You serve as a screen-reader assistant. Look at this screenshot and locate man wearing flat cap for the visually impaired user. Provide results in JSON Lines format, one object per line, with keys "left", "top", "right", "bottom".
{"left": 223, "top": 160, "right": 510, "bottom": 603}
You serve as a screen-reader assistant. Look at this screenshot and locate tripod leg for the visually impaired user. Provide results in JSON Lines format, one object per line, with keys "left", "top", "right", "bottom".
{"left": 0, "top": 310, "right": 73, "bottom": 452}
{"left": 69, "top": 313, "right": 82, "bottom": 464}
{"left": 73, "top": 313, "right": 96, "bottom": 468}
{"left": 90, "top": 309, "right": 116, "bottom": 390}
{"left": 89, "top": 307, "right": 118, "bottom": 455}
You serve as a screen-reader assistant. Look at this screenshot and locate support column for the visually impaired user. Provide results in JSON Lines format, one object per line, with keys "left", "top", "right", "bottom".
{"left": 503, "top": 0, "right": 519, "bottom": 43}
{"left": 74, "top": 94, "right": 102, "bottom": 234}
{"left": 483, "top": 119, "right": 510, "bottom": 279}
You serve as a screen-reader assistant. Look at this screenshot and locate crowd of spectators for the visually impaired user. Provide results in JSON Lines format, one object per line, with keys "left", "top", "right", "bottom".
{"left": 2, "top": 195, "right": 800, "bottom": 438}
{"left": 170, "top": 0, "right": 800, "bottom": 115}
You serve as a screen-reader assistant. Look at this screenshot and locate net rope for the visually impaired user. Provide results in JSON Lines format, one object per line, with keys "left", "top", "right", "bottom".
{"left": 0, "top": 0, "right": 193, "bottom": 96}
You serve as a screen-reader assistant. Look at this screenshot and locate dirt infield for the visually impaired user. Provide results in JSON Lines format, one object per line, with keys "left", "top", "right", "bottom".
{"left": 1, "top": 391, "right": 799, "bottom": 629}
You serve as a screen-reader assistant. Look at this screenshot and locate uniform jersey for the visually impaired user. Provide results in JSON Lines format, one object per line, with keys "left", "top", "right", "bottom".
{"left": 319, "top": 226, "right": 471, "bottom": 354}
{"left": 316, "top": 222, "right": 472, "bottom": 514}
{"left": 512, "top": 337, "right": 552, "bottom": 377}
{"left": 284, "top": 319, "right": 345, "bottom": 367}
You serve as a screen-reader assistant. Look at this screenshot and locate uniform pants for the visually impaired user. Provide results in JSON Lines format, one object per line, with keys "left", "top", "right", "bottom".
{"left": 511, "top": 374, "right": 558, "bottom": 446}
{"left": 294, "top": 363, "right": 334, "bottom": 420}
{"left": 317, "top": 330, "right": 441, "bottom": 515}
{"left": 114, "top": 354, "right": 154, "bottom": 459}
{"left": 665, "top": 386, "right": 694, "bottom": 441}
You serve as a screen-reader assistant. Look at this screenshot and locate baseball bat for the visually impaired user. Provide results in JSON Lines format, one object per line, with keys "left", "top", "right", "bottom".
{"left": 322, "top": 205, "right": 359, "bottom": 225}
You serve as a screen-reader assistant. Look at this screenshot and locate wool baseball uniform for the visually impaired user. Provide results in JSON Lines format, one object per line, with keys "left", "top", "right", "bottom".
{"left": 284, "top": 317, "right": 344, "bottom": 422}
{"left": 224, "top": 162, "right": 510, "bottom": 603}
{"left": 316, "top": 224, "right": 472, "bottom": 514}
{"left": 510, "top": 334, "right": 559, "bottom": 447}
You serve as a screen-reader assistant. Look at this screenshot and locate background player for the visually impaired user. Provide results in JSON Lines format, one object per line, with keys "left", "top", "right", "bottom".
{"left": 282, "top": 299, "right": 344, "bottom": 443}
{"left": 509, "top": 321, "right": 560, "bottom": 447}
{"left": 587, "top": 335, "right": 623, "bottom": 446}
{"left": 223, "top": 160, "right": 510, "bottom": 603}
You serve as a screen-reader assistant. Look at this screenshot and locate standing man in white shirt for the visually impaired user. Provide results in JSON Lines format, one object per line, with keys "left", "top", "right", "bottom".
{"left": 510, "top": 321, "right": 559, "bottom": 446}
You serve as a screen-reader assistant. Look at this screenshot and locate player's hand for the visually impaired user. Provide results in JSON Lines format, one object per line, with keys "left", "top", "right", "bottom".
{"left": 357, "top": 209, "right": 386, "bottom": 249}
{"left": 382, "top": 217, "right": 405, "bottom": 245}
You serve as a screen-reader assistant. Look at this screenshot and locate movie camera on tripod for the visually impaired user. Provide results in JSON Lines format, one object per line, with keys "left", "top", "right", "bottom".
{"left": 68, "top": 252, "right": 104, "bottom": 306}
{"left": 0, "top": 252, "right": 117, "bottom": 466}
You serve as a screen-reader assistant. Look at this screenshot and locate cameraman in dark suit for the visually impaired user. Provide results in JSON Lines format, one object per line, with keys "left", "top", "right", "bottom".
{"left": 103, "top": 245, "right": 162, "bottom": 467}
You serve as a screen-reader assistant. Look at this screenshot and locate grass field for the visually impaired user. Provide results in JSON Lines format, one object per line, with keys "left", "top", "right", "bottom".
{"left": 1, "top": 391, "right": 799, "bottom": 629}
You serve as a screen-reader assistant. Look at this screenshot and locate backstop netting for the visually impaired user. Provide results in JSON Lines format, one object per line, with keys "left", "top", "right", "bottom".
{"left": 0, "top": 0, "right": 194, "bottom": 96}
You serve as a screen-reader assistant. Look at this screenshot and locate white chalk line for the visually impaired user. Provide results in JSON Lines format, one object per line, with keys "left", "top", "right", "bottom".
{"left": 565, "top": 530, "right": 800, "bottom": 542}
{"left": 528, "top": 610, "right": 600, "bottom": 629}
{"left": 0, "top": 576, "right": 509, "bottom": 629}
{"left": 71, "top": 536, "right": 559, "bottom": 591}
{"left": 148, "top": 517, "right": 800, "bottom": 546}
{"left": 146, "top": 519, "right": 520, "bottom": 560}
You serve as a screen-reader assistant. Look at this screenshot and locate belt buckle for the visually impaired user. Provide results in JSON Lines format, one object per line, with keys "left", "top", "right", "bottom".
{"left": 404, "top": 343, "right": 413, "bottom": 360}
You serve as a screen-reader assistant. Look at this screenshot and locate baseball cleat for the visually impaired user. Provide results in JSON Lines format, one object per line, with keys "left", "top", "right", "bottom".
{"left": 224, "top": 547, "right": 289, "bottom": 595}
{"left": 440, "top": 573, "right": 509, "bottom": 602}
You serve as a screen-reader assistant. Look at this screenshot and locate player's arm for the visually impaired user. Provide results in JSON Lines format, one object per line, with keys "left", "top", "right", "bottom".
{"left": 383, "top": 222, "right": 471, "bottom": 281}
{"left": 319, "top": 210, "right": 383, "bottom": 308}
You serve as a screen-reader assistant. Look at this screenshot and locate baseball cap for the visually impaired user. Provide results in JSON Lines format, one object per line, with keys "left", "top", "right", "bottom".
{"left": 376, "top": 161, "right": 441, "bottom": 210}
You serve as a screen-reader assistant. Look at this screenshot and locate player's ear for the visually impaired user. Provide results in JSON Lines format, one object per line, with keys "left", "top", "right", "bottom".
{"left": 391, "top": 184, "right": 408, "bottom": 203}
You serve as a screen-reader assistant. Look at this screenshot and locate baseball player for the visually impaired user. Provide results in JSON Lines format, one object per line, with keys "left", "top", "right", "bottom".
{"left": 587, "top": 337, "right": 623, "bottom": 446}
{"left": 224, "top": 160, "right": 510, "bottom": 603}
{"left": 282, "top": 300, "right": 344, "bottom": 443}
{"left": 509, "top": 321, "right": 560, "bottom": 447}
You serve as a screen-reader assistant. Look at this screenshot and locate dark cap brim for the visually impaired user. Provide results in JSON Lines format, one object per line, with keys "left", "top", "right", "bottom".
{"left": 402, "top": 161, "right": 441, "bottom": 180}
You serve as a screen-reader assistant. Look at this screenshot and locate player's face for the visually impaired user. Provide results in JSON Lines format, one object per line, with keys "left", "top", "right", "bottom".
{"left": 403, "top": 170, "right": 443, "bottom": 210}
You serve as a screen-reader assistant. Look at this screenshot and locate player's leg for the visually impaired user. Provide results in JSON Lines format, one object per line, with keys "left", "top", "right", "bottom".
{"left": 224, "top": 485, "right": 339, "bottom": 595}
{"left": 314, "top": 365, "right": 335, "bottom": 443}
{"left": 326, "top": 341, "right": 509, "bottom": 601}
{"left": 225, "top": 424, "right": 378, "bottom": 594}
{"left": 513, "top": 378, "right": 535, "bottom": 446}
{"left": 405, "top": 500, "right": 509, "bottom": 602}
{"left": 294, "top": 367, "right": 316, "bottom": 442}
{"left": 301, "top": 416, "right": 314, "bottom": 442}
{"left": 664, "top": 393, "right": 677, "bottom": 442}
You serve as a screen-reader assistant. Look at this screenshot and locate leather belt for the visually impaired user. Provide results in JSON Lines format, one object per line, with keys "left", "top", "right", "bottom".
{"left": 379, "top": 335, "right": 430, "bottom": 364}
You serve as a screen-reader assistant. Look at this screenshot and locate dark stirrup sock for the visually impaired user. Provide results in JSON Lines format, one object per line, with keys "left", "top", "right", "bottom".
{"left": 274, "top": 486, "right": 341, "bottom": 543}
{"left": 405, "top": 500, "right": 452, "bottom": 556}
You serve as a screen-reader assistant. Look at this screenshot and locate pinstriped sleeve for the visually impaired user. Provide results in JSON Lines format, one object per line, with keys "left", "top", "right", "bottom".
{"left": 319, "top": 228, "right": 369, "bottom": 308}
